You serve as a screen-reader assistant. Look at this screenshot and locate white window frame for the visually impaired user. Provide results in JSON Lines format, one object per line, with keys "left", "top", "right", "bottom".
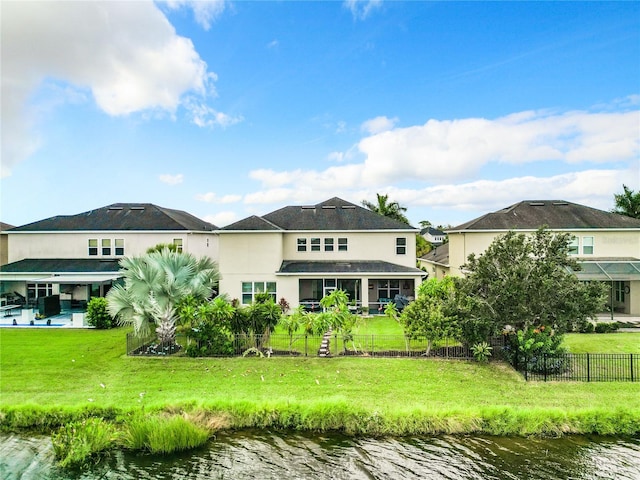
{"left": 102, "top": 238, "right": 111, "bottom": 256}
{"left": 173, "top": 238, "right": 183, "bottom": 253}
{"left": 241, "top": 281, "right": 277, "bottom": 304}
{"left": 582, "top": 236, "right": 594, "bottom": 255}
{"left": 115, "top": 238, "right": 125, "bottom": 256}
{"left": 338, "top": 237, "right": 348, "bottom": 252}
{"left": 324, "top": 238, "right": 334, "bottom": 252}
{"left": 311, "top": 238, "right": 320, "bottom": 252}
{"left": 396, "top": 237, "right": 407, "bottom": 255}
{"left": 297, "top": 238, "right": 307, "bottom": 252}
{"left": 88, "top": 239, "right": 98, "bottom": 256}
{"left": 568, "top": 237, "right": 579, "bottom": 255}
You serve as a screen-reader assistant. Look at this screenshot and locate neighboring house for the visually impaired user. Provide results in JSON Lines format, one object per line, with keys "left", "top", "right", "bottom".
{"left": 420, "top": 226, "right": 446, "bottom": 245}
{"left": 418, "top": 242, "right": 449, "bottom": 280}
{"left": 0, "top": 204, "right": 217, "bottom": 311}
{"left": 217, "top": 197, "right": 425, "bottom": 313}
{"left": 0, "top": 222, "right": 14, "bottom": 267}
{"left": 443, "top": 200, "right": 640, "bottom": 316}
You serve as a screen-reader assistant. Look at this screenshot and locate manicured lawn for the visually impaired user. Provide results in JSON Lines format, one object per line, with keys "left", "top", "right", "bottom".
{"left": 564, "top": 332, "right": 640, "bottom": 354}
{"left": 1, "top": 328, "right": 639, "bottom": 416}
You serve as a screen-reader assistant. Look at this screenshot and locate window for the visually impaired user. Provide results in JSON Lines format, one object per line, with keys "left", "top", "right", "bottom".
{"left": 311, "top": 238, "right": 320, "bottom": 251}
{"left": 241, "top": 281, "right": 277, "bottom": 304}
{"left": 396, "top": 237, "right": 407, "bottom": 255}
{"left": 102, "top": 239, "right": 111, "bottom": 256}
{"left": 173, "top": 238, "right": 183, "bottom": 253}
{"left": 324, "top": 238, "right": 334, "bottom": 252}
{"left": 27, "top": 283, "right": 53, "bottom": 303}
{"left": 614, "top": 281, "right": 626, "bottom": 303}
{"left": 115, "top": 239, "right": 125, "bottom": 256}
{"left": 338, "top": 237, "right": 348, "bottom": 252}
{"left": 568, "top": 237, "right": 579, "bottom": 255}
{"left": 582, "top": 237, "right": 594, "bottom": 255}
{"left": 88, "top": 239, "right": 98, "bottom": 256}
{"left": 297, "top": 238, "right": 307, "bottom": 252}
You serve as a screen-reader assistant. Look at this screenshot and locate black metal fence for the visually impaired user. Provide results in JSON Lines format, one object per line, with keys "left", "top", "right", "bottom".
{"left": 513, "top": 352, "right": 639, "bottom": 382}
{"left": 125, "top": 332, "right": 638, "bottom": 382}
{"left": 126, "top": 332, "right": 505, "bottom": 359}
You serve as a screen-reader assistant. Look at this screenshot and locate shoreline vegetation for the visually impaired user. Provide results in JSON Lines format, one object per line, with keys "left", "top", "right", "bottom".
{"left": 1, "top": 328, "right": 639, "bottom": 467}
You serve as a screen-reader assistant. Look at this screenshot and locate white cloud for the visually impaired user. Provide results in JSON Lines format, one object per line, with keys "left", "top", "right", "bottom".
{"left": 196, "top": 192, "right": 242, "bottom": 204}
{"left": 185, "top": 100, "right": 244, "bottom": 128}
{"left": 361, "top": 115, "right": 398, "bottom": 134}
{"left": 343, "top": 0, "right": 383, "bottom": 20}
{"left": 203, "top": 211, "right": 237, "bottom": 227}
{"left": 1, "top": 1, "right": 231, "bottom": 177}
{"left": 267, "top": 39, "right": 279, "bottom": 49}
{"left": 159, "top": 174, "right": 184, "bottom": 185}
{"left": 164, "top": 0, "right": 227, "bottom": 31}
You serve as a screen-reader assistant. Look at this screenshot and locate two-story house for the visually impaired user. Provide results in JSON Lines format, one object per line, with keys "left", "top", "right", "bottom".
{"left": 440, "top": 200, "right": 640, "bottom": 316}
{"left": 217, "top": 197, "right": 425, "bottom": 313}
{"left": 0, "top": 203, "right": 218, "bottom": 311}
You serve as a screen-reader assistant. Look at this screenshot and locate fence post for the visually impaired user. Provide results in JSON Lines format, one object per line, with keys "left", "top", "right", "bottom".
{"left": 631, "top": 354, "right": 635, "bottom": 382}
{"left": 587, "top": 353, "right": 590, "bottom": 382}
{"left": 305, "top": 335, "right": 308, "bottom": 357}
{"left": 543, "top": 353, "right": 547, "bottom": 382}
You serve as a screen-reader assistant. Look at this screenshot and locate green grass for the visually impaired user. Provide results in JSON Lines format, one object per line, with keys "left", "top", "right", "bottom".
{"left": 564, "top": 332, "right": 640, "bottom": 354}
{"left": 1, "top": 328, "right": 639, "bottom": 440}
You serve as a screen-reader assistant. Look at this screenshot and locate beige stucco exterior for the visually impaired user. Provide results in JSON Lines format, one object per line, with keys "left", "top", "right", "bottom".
{"left": 7, "top": 231, "right": 218, "bottom": 264}
{"left": 218, "top": 229, "right": 422, "bottom": 310}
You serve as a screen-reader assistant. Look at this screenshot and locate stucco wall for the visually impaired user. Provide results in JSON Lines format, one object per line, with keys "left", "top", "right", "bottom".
{"left": 7, "top": 231, "right": 218, "bottom": 263}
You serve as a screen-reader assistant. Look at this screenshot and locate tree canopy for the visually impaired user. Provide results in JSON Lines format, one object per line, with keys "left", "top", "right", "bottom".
{"left": 455, "top": 228, "right": 606, "bottom": 343}
{"left": 106, "top": 248, "right": 220, "bottom": 337}
{"left": 612, "top": 184, "right": 640, "bottom": 219}
{"left": 361, "top": 193, "right": 410, "bottom": 224}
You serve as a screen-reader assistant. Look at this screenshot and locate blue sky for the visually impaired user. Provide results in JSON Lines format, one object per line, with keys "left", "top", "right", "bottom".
{"left": 2, "top": 1, "right": 639, "bottom": 229}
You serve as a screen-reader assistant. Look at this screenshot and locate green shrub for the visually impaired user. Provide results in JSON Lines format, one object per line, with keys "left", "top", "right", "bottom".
{"left": 579, "top": 321, "right": 595, "bottom": 333}
{"left": 51, "top": 418, "right": 118, "bottom": 467}
{"left": 506, "top": 326, "right": 567, "bottom": 373}
{"left": 123, "top": 415, "right": 209, "bottom": 454}
{"left": 594, "top": 322, "right": 619, "bottom": 333}
{"left": 86, "top": 297, "right": 115, "bottom": 329}
{"left": 471, "top": 341, "right": 493, "bottom": 363}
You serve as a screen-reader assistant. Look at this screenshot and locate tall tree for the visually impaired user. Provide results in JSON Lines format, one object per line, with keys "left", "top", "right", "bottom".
{"left": 612, "top": 185, "right": 640, "bottom": 219}
{"left": 361, "top": 193, "right": 410, "bottom": 224}
{"left": 455, "top": 228, "right": 606, "bottom": 344}
{"left": 106, "top": 248, "right": 220, "bottom": 338}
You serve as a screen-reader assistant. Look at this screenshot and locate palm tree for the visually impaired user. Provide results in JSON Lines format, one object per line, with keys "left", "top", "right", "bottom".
{"left": 106, "top": 247, "right": 220, "bottom": 339}
{"left": 361, "top": 193, "right": 410, "bottom": 224}
{"left": 613, "top": 185, "right": 640, "bottom": 219}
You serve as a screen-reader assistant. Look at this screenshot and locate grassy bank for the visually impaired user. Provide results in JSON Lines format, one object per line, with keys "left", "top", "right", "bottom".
{"left": 1, "top": 328, "right": 639, "bottom": 465}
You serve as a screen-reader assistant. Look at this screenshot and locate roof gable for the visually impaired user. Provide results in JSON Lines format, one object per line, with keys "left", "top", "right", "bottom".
{"left": 224, "top": 197, "right": 415, "bottom": 231}
{"left": 10, "top": 204, "right": 217, "bottom": 232}
{"left": 450, "top": 200, "right": 640, "bottom": 231}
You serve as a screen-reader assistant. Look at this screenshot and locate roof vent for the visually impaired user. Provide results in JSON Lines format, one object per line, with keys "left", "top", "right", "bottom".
{"left": 552, "top": 202, "right": 569, "bottom": 206}
{"left": 322, "top": 205, "right": 336, "bottom": 209}
{"left": 529, "top": 202, "right": 545, "bottom": 206}
{"left": 130, "top": 206, "right": 145, "bottom": 211}
{"left": 108, "top": 206, "right": 123, "bottom": 211}
{"left": 342, "top": 205, "right": 356, "bottom": 209}
{"left": 301, "top": 206, "right": 315, "bottom": 210}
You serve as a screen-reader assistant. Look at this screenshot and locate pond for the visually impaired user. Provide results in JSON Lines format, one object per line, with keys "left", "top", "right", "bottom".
{"left": 2, "top": 431, "right": 639, "bottom": 479}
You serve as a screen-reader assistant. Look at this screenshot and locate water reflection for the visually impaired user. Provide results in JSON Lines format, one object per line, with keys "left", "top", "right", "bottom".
{"left": 1, "top": 431, "right": 639, "bottom": 480}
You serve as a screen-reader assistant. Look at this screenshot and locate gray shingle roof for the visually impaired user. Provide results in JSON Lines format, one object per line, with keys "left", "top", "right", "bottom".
{"left": 223, "top": 197, "right": 416, "bottom": 231}
{"left": 0, "top": 258, "right": 121, "bottom": 273}
{"left": 449, "top": 200, "right": 640, "bottom": 231}
{"left": 10, "top": 204, "right": 217, "bottom": 232}
{"left": 1, "top": 222, "right": 15, "bottom": 232}
{"left": 278, "top": 260, "right": 424, "bottom": 274}
{"left": 419, "top": 243, "right": 450, "bottom": 266}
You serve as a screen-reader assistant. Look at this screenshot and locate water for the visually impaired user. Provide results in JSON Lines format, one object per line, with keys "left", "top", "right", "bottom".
{"left": 2, "top": 431, "right": 639, "bottom": 480}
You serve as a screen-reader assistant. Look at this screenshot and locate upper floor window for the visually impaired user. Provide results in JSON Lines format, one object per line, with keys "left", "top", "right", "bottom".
{"left": 582, "top": 237, "right": 594, "bottom": 255}
{"left": 173, "top": 238, "right": 183, "bottom": 253}
{"left": 311, "top": 238, "right": 321, "bottom": 252}
{"left": 338, "top": 237, "right": 348, "bottom": 252}
{"left": 297, "top": 238, "right": 307, "bottom": 252}
{"left": 88, "top": 239, "right": 98, "bottom": 256}
{"left": 568, "top": 237, "right": 579, "bottom": 255}
{"left": 102, "top": 239, "right": 111, "bottom": 256}
{"left": 396, "top": 237, "right": 407, "bottom": 255}
{"left": 115, "top": 239, "right": 125, "bottom": 256}
{"left": 324, "top": 238, "right": 334, "bottom": 252}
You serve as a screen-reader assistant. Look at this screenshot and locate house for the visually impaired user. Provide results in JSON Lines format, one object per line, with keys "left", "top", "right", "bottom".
{"left": 0, "top": 222, "right": 14, "bottom": 267}
{"left": 418, "top": 242, "right": 449, "bottom": 279}
{"left": 217, "top": 197, "right": 425, "bottom": 313}
{"left": 0, "top": 204, "right": 217, "bottom": 312}
{"left": 443, "top": 200, "right": 640, "bottom": 316}
{"left": 420, "top": 226, "right": 446, "bottom": 245}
